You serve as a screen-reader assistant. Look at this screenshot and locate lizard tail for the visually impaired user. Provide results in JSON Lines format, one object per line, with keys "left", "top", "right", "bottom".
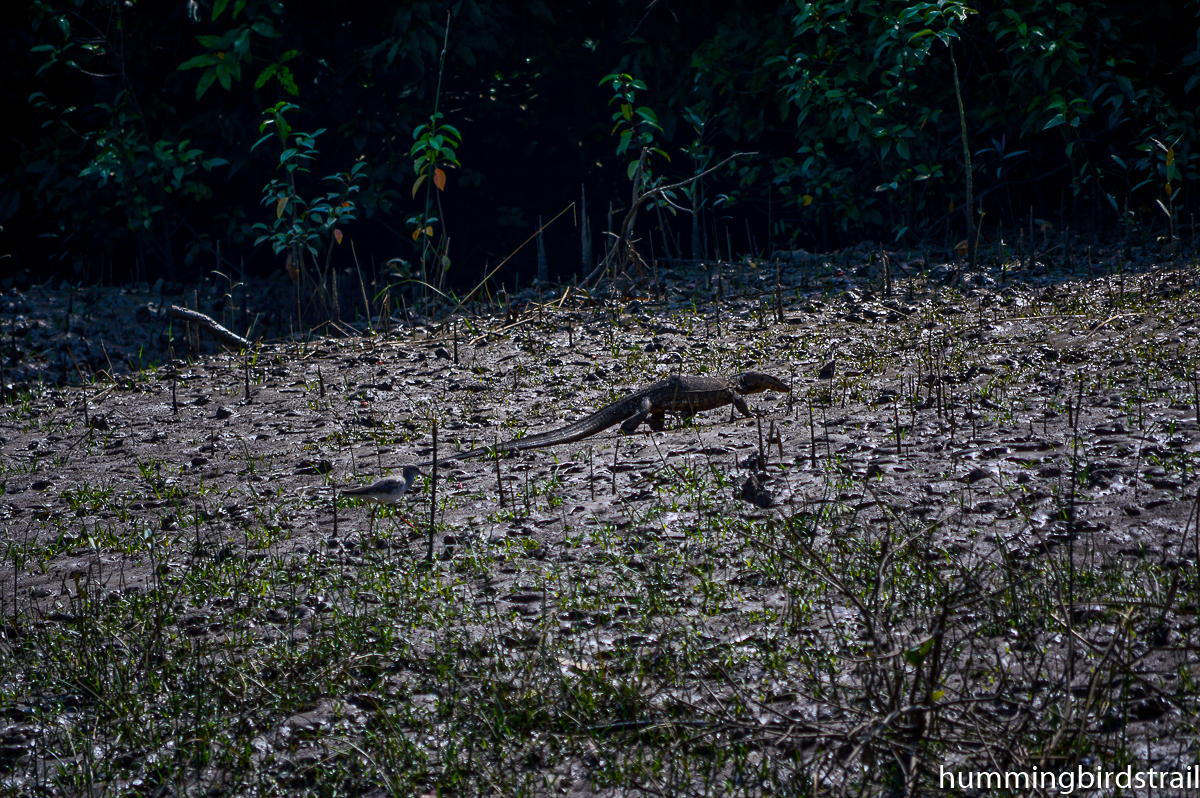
{"left": 415, "top": 405, "right": 626, "bottom": 466}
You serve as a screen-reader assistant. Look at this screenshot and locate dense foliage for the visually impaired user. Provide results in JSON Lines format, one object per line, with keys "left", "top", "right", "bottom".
{"left": 2, "top": 0, "right": 1198, "bottom": 288}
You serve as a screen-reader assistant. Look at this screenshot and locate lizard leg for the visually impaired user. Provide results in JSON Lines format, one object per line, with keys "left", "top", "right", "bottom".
{"left": 733, "top": 394, "right": 753, "bottom": 419}
{"left": 620, "top": 397, "right": 653, "bottom": 434}
{"left": 648, "top": 412, "right": 666, "bottom": 431}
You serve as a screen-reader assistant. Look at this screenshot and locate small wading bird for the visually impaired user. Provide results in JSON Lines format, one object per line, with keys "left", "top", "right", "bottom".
{"left": 340, "top": 465, "right": 423, "bottom": 535}
{"left": 341, "top": 465, "right": 423, "bottom": 505}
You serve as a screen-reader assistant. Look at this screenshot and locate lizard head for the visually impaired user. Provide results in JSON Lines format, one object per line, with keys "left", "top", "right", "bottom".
{"left": 732, "top": 372, "right": 791, "bottom": 394}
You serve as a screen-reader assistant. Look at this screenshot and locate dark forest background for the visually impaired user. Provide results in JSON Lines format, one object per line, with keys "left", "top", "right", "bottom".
{"left": 2, "top": 0, "right": 1198, "bottom": 293}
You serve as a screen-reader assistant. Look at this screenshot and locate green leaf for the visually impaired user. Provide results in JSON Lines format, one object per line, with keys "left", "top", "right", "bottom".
{"left": 902, "top": 638, "right": 935, "bottom": 667}
{"left": 212, "top": 0, "right": 231, "bottom": 19}
{"left": 179, "top": 53, "right": 221, "bottom": 71}
{"left": 277, "top": 66, "right": 299, "bottom": 97}
{"left": 0, "top": 190, "right": 21, "bottom": 223}
{"left": 1042, "top": 113, "right": 1065, "bottom": 130}
{"left": 254, "top": 64, "right": 277, "bottom": 89}
{"left": 195, "top": 69, "right": 218, "bottom": 100}
{"left": 250, "top": 21, "right": 279, "bottom": 38}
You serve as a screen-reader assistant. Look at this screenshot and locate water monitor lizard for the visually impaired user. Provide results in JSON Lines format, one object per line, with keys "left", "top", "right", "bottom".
{"left": 415, "top": 371, "right": 789, "bottom": 466}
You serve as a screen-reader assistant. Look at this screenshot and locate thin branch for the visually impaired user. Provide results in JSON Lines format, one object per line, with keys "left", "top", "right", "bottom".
{"left": 582, "top": 151, "right": 755, "bottom": 286}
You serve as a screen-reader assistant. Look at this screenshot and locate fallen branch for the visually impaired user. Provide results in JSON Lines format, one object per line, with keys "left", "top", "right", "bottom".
{"left": 155, "top": 304, "right": 251, "bottom": 351}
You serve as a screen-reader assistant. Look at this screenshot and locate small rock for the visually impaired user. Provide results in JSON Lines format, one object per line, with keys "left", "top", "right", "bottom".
{"left": 959, "top": 468, "right": 992, "bottom": 485}
{"left": 739, "top": 473, "right": 775, "bottom": 508}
